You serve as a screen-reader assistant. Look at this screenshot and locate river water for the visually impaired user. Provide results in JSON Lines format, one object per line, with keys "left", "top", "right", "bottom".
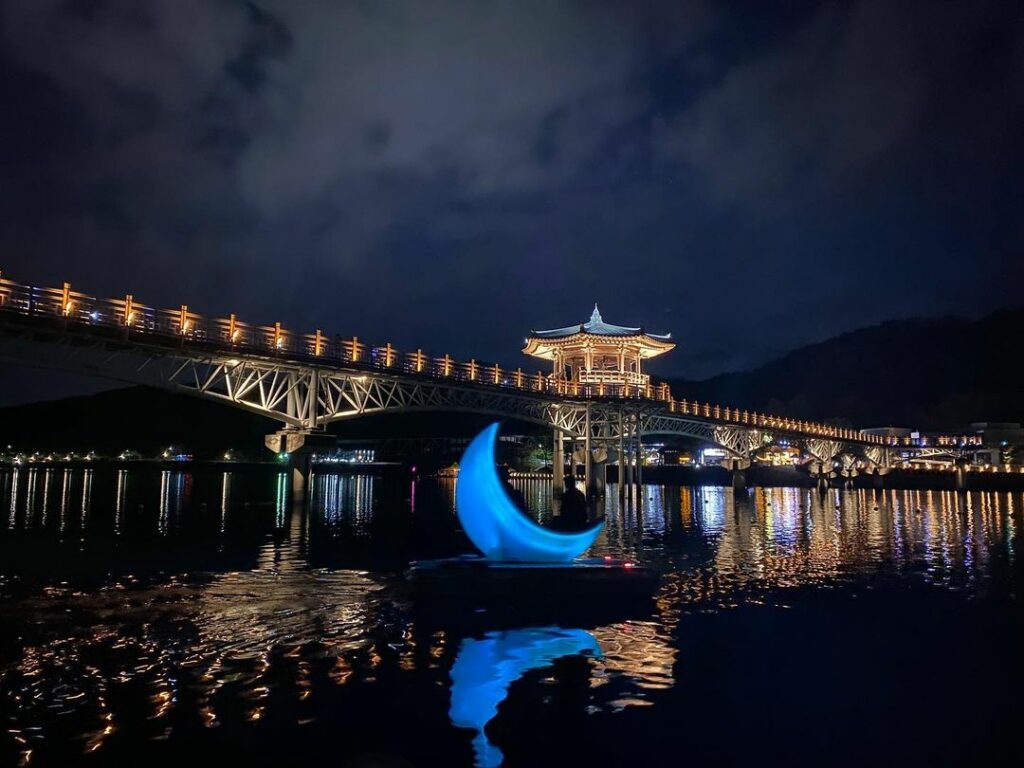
{"left": 0, "top": 467, "right": 1021, "bottom": 767}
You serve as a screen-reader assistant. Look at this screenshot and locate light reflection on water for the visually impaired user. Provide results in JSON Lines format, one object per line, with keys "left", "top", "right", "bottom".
{"left": 450, "top": 627, "right": 604, "bottom": 767}
{"left": 0, "top": 468, "right": 1020, "bottom": 766}
{"left": 312, "top": 473, "right": 376, "bottom": 530}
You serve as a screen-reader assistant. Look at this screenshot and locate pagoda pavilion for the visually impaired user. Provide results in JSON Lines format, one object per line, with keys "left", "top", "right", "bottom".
{"left": 522, "top": 305, "right": 674, "bottom": 394}
{"left": 524, "top": 306, "right": 675, "bottom": 500}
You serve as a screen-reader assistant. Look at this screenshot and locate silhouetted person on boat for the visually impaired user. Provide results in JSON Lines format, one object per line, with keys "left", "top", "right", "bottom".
{"left": 557, "top": 474, "right": 589, "bottom": 531}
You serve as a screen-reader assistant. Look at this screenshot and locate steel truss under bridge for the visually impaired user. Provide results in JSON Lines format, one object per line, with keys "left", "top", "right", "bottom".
{"left": 0, "top": 325, "right": 603, "bottom": 436}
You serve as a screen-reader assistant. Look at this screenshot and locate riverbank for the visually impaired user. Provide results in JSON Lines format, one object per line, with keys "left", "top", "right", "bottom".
{"left": 608, "top": 464, "right": 1024, "bottom": 492}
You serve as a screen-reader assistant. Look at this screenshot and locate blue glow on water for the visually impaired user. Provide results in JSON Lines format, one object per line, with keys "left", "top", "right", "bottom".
{"left": 455, "top": 423, "right": 603, "bottom": 562}
{"left": 449, "top": 627, "right": 602, "bottom": 767}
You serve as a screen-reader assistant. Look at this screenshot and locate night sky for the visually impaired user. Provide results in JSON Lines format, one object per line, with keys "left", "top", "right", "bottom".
{"left": 1, "top": 1, "right": 1021, "bottom": 405}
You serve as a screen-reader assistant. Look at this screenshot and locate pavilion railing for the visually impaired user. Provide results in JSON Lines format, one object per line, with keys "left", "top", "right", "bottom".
{"left": 0, "top": 274, "right": 982, "bottom": 448}
{"left": 575, "top": 369, "right": 649, "bottom": 386}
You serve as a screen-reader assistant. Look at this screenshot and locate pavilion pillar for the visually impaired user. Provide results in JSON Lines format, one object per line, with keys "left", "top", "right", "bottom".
{"left": 618, "top": 348, "right": 625, "bottom": 398}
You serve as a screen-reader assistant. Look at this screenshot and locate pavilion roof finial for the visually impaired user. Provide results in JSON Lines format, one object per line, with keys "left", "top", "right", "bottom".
{"left": 590, "top": 304, "right": 602, "bottom": 325}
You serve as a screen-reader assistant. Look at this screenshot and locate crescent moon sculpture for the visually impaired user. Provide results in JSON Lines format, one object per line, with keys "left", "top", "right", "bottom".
{"left": 455, "top": 422, "right": 603, "bottom": 562}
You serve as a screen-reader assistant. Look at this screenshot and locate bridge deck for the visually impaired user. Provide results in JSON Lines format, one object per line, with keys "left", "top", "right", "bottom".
{"left": 0, "top": 274, "right": 979, "bottom": 449}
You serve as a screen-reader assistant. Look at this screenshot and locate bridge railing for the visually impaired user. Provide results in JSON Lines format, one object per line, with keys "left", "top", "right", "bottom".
{"left": 0, "top": 273, "right": 982, "bottom": 448}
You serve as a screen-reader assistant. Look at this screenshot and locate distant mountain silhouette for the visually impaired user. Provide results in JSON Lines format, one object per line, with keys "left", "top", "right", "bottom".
{"left": 0, "top": 387, "right": 277, "bottom": 455}
{"left": 670, "top": 308, "right": 1024, "bottom": 431}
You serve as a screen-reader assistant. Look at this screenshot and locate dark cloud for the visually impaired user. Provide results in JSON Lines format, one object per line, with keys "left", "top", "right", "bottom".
{"left": 656, "top": 1, "right": 1022, "bottom": 210}
{"left": 0, "top": 0, "right": 1020, "bottom": 405}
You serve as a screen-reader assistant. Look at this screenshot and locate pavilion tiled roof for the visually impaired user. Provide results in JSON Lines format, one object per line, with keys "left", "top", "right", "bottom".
{"left": 530, "top": 305, "right": 672, "bottom": 341}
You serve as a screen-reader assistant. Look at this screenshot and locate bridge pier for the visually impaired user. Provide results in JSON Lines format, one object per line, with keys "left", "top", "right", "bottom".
{"left": 731, "top": 468, "right": 746, "bottom": 491}
{"left": 955, "top": 461, "right": 968, "bottom": 493}
{"left": 552, "top": 431, "right": 565, "bottom": 497}
{"left": 729, "top": 458, "right": 747, "bottom": 491}
{"left": 837, "top": 453, "right": 858, "bottom": 490}
{"left": 265, "top": 429, "right": 335, "bottom": 499}
{"left": 590, "top": 458, "right": 607, "bottom": 497}
{"left": 619, "top": 451, "right": 631, "bottom": 498}
{"left": 634, "top": 415, "right": 643, "bottom": 498}
{"left": 584, "top": 405, "right": 593, "bottom": 498}
{"left": 617, "top": 414, "right": 626, "bottom": 501}
{"left": 809, "top": 461, "right": 830, "bottom": 493}
{"left": 290, "top": 451, "right": 311, "bottom": 499}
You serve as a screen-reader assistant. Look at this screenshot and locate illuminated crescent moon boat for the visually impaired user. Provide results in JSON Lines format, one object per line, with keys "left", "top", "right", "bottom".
{"left": 409, "top": 423, "right": 658, "bottom": 605}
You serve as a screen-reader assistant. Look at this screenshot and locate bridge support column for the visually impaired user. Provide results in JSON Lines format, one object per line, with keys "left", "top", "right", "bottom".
{"left": 838, "top": 454, "right": 858, "bottom": 490}
{"left": 617, "top": 410, "right": 626, "bottom": 500}
{"left": 570, "top": 440, "right": 581, "bottom": 488}
{"left": 634, "top": 414, "right": 643, "bottom": 496}
{"left": 955, "top": 461, "right": 968, "bottom": 493}
{"left": 553, "top": 431, "right": 564, "bottom": 497}
{"left": 731, "top": 461, "right": 747, "bottom": 491}
{"left": 731, "top": 470, "right": 746, "bottom": 491}
{"left": 590, "top": 458, "right": 607, "bottom": 497}
{"left": 291, "top": 451, "right": 311, "bottom": 499}
{"left": 584, "top": 404, "right": 593, "bottom": 498}
{"left": 623, "top": 412, "right": 635, "bottom": 494}
{"left": 265, "top": 429, "right": 335, "bottom": 500}
{"left": 807, "top": 460, "right": 829, "bottom": 493}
